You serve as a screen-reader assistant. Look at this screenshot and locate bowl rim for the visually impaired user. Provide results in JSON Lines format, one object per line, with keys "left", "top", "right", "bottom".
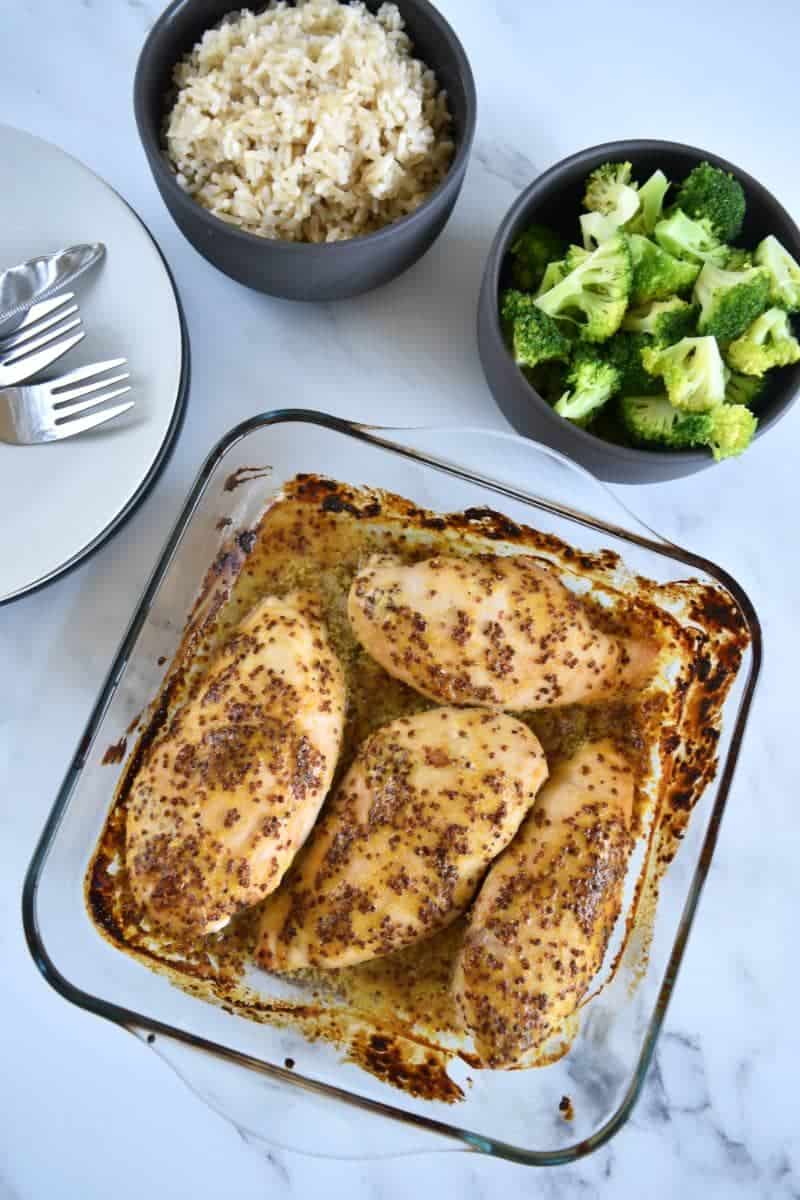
{"left": 481, "top": 137, "right": 800, "bottom": 465}
{"left": 133, "top": 0, "right": 478, "bottom": 254}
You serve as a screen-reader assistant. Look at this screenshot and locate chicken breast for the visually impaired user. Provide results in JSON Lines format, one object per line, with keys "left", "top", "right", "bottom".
{"left": 453, "top": 739, "right": 634, "bottom": 1068}
{"left": 256, "top": 707, "right": 548, "bottom": 971}
{"left": 126, "top": 592, "right": 345, "bottom": 937}
{"left": 348, "top": 554, "right": 658, "bottom": 710}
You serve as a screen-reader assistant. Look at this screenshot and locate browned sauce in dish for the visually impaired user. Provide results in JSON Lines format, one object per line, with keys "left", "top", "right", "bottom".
{"left": 88, "top": 475, "right": 749, "bottom": 1100}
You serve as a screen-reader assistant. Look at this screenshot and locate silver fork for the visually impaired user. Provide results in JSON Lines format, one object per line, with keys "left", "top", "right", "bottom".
{"left": 0, "top": 358, "right": 133, "bottom": 444}
{"left": 0, "top": 293, "right": 84, "bottom": 386}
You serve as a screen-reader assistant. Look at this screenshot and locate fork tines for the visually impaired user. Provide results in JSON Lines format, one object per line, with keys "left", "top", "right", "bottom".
{"left": 51, "top": 358, "right": 131, "bottom": 423}
{"left": 0, "top": 292, "right": 81, "bottom": 362}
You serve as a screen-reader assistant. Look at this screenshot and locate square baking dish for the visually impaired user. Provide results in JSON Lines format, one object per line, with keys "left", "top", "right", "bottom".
{"left": 23, "top": 411, "right": 760, "bottom": 1165}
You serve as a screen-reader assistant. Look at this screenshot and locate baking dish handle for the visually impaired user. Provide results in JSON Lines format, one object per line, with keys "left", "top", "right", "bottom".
{"left": 132, "top": 1028, "right": 472, "bottom": 1162}
{"left": 352, "top": 424, "right": 674, "bottom": 549}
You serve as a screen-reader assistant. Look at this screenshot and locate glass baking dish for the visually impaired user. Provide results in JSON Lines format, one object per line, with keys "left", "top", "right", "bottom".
{"left": 23, "top": 411, "right": 760, "bottom": 1166}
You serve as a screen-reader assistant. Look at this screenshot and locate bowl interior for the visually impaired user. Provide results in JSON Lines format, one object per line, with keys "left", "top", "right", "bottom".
{"left": 495, "top": 140, "right": 800, "bottom": 449}
{"left": 138, "top": 0, "right": 474, "bottom": 193}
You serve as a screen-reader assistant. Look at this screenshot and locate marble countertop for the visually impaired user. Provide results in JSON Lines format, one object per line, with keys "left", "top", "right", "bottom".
{"left": 2, "top": 1, "right": 799, "bottom": 1196}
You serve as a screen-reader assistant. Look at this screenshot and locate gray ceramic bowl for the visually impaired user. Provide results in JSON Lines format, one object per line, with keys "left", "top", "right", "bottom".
{"left": 135, "top": 0, "right": 476, "bottom": 302}
{"left": 478, "top": 139, "right": 800, "bottom": 483}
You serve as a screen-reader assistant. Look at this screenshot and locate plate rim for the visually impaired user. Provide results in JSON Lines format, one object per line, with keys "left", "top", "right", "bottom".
{"left": 0, "top": 125, "right": 190, "bottom": 607}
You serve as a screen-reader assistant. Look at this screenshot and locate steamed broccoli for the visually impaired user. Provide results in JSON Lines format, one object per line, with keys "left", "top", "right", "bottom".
{"left": 620, "top": 394, "right": 713, "bottom": 448}
{"left": 621, "top": 392, "right": 757, "bottom": 458}
{"left": 693, "top": 262, "right": 770, "bottom": 340}
{"left": 754, "top": 235, "right": 800, "bottom": 312}
{"left": 580, "top": 210, "right": 628, "bottom": 249}
{"left": 535, "top": 259, "right": 568, "bottom": 296}
{"left": 642, "top": 335, "right": 727, "bottom": 411}
{"left": 500, "top": 289, "right": 533, "bottom": 322}
{"left": 581, "top": 165, "right": 640, "bottom": 250}
{"left": 620, "top": 393, "right": 757, "bottom": 459}
{"left": 622, "top": 297, "right": 698, "bottom": 345}
{"left": 498, "top": 155, "right": 794, "bottom": 465}
{"left": 654, "top": 209, "right": 727, "bottom": 266}
{"left": 626, "top": 170, "right": 670, "bottom": 236}
{"left": 534, "top": 233, "right": 632, "bottom": 342}
{"left": 629, "top": 234, "right": 700, "bottom": 305}
{"left": 675, "top": 161, "right": 746, "bottom": 242}
{"left": 725, "top": 307, "right": 800, "bottom": 375}
{"left": 500, "top": 289, "right": 572, "bottom": 367}
{"left": 583, "top": 162, "right": 639, "bottom": 218}
{"left": 725, "top": 370, "right": 766, "bottom": 407}
{"left": 707, "top": 404, "right": 758, "bottom": 460}
{"left": 564, "top": 244, "right": 591, "bottom": 272}
{"left": 606, "top": 331, "right": 663, "bottom": 394}
{"left": 553, "top": 347, "right": 621, "bottom": 424}
{"left": 509, "top": 224, "right": 565, "bottom": 291}
{"left": 724, "top": 247, "right": 753, "bottom": 271}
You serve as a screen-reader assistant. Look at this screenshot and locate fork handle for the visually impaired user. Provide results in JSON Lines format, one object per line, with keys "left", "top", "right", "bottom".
{"left": 0, "top": 243, "right": 105, "bottom": 326}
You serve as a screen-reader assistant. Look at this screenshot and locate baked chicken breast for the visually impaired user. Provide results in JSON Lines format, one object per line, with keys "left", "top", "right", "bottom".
{"left": 453, "top": 739, "right": 634, "bottom": 1067}
{"left": 256, "top": 707, "right": 548, "bottom": 970}
{"left": 126, "top": 592, "right": 345, "bottom": 936}
{"left": 348, "top": 554, "right": 658, "bottom": 710}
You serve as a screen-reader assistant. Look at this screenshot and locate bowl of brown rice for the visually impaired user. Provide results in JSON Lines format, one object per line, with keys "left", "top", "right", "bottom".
{"left": 135, "top": 0, "right": 476, "bottom": 300}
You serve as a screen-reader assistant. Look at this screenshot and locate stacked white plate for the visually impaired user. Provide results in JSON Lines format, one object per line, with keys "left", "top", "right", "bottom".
{"left": 0, "top": 124, "right": 188, "bottom": 603}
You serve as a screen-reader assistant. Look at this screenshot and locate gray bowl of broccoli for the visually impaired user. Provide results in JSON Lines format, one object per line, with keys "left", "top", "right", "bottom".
{"left": 478, "top": 140, "right": 800, "bottom": 482}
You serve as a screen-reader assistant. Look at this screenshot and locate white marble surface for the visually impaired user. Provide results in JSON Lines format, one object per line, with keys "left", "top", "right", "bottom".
{"left": 2, "top": 0, "right": 799, "bottom": 1195}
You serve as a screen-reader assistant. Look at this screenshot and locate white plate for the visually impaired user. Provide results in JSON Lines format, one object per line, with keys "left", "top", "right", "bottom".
{"left": 0, "top": 125, "right": 188, "bottom": 604}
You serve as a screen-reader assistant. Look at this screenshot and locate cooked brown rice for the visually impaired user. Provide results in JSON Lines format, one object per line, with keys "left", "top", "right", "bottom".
{"left": 164, "top": 1, "right": 455, "bottom": 243}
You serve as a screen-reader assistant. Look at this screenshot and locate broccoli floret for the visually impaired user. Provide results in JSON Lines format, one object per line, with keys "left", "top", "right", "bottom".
{"left": 626, "top": 170, "right": 670, "bottom": 236}
{"left": 580, "top": 211, "right": 622, "bottom": 249}
{"left": 564, "top": 244, "right": 591, "bottom": 272}
{"left": 500, "top": 289, "right": 532, "bottom": 321}
{"left": 724, "top": 247, "right": 753, "bottom": 271}
{"left": 622, "top": 297, "right": 699, "bottom": 345}
{"left": 554, "top": 347, "right": 621, "bottom": 424}
{"left": 581, "top": 165, "right": 639, "bottom": 249}
{"left": 707, "top": 404, "right": 758, "bottom": 461}
{"left": 509, "top": 224, "right": 565, "bottom": 292}
{"left": 725, "top": 370, "right": 766, "bottom": 407}
{"left": 500, "top": 289, "right": 572, "bottom": 368}
{"left": 535, "top": 233, "right": 632, "bottom": 343}
{"left": 621, "top": 394, "right": 757, "bottom": 459}
{"left": 620, "top": 394, "right": 713, "bottom": 448}
{"left": 524, "top": 359, "right": 569, "bottom": 403}
{"left": 535, "top": 259, "right": 568, "bottom": 297}
{"left": 754, "top": 235, "right": 800, "bottom": 313}
{"left": 584, "top": 162, "right": 639, "bottom": 217}
{"left": 629, "top": 234, "right": 700, "bottom": 305}
{"left": 642, "top": 336, "right": 727, "bottom": 411}
{"left": 725, "top": 307, "right": 800, "bottom": 375}
{"left": 501, "top": 288, "right": 572, "bottom": 367}
{"left": 693, "top": 262, "right": 770, "bottom": 340}
{"left": 606, "top": 331, "right": 663, "bottom": 395}
{"left": 654, "top": 209, "right": 727, "bottom": 266}
{"left": 620, "top": 393, "right": 757, "bottom": 458}
{"left": 675, "top": 161, "right": 746, "bottom": 242}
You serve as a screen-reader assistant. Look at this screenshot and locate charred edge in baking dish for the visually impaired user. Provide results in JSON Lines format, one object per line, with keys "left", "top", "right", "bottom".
{"left": 101, "top": 737, "right": 127, "bottom": 765}
{"left": 292, "top": 475, "right": 623, "bottom": 572}
{"left": 345, "top": 1031, "right": 465, "bottom": 1102}
{"left": 85, "top": 473, "right": 750, "bottom": 1099}
{"left": 224, "top": 465, "right": 272, "bottom": 492}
